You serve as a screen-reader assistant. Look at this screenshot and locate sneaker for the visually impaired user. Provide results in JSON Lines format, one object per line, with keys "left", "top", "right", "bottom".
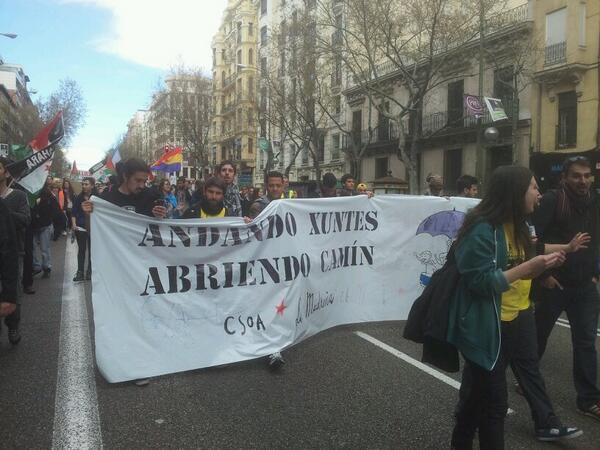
{"left": 578, "top": 402, "right": 600, "bottom": 422}
{"left": 134, "top": 378, "right": 150, "bottom": 387}
{"left": 535, "top": 427, "right": 583, "bottom": 441}
{"left": 32, "top": 269, "right": 42, "bottom": 277}
{"left": 73, "top": 271, "right": 84, "bottom": 282}
{"left": 85, "top": 270, "right": 92, "bottom": 281}
{"left": 42, "top": 268, "right": 51, "bottom": 279}
{"left": 268, "top": 352, "right": 285, "bottom": 370}
{"left": 62, "top": 231, "right": 67, "bottom": 236}
{"left": 8, "top": 328, "right": 21, "bottom": 345}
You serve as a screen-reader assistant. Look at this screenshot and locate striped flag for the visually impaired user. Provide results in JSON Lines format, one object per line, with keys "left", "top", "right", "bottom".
{"left": 150, "top": 147, "right": 183, "bottom": 172}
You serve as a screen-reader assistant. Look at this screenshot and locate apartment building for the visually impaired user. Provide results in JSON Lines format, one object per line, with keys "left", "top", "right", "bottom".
{"left": 529, "top": 0, "right": 600, "bottom": 190}
{"left": 343, "top": 0, "right": 533, "bottom": 194}
{"left": 0, "top": 63, "right": 36, "bottom": 149}
{"left": 211, "top": 0, "right": 259, "bottom": 187}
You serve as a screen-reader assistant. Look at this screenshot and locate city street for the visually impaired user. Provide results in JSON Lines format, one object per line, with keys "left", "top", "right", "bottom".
{"left": 1, "top": 238, "right": 600, "bottom": 449}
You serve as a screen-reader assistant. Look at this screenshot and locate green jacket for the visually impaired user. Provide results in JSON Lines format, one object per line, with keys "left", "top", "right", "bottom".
{"left": 447, "top": 221, "right": 510, "bottom": 371}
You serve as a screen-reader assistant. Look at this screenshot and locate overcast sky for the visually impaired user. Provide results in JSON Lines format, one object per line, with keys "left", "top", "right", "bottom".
{"left": 0, "top": 0, "right": 227, "bottom": 169}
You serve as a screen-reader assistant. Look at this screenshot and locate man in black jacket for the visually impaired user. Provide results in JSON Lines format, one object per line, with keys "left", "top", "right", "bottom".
{"left": 0, "top": 157, "right": 31, "bottom": 344}
{"left": 532, "top": 156, "right": 600, "bottom": 421}
{"left": 0, "top": 199, "right": 18, "bottom": 334}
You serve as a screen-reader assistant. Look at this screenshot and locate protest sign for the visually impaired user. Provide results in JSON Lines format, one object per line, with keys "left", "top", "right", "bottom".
{"left": 91, "top": 195, "right": 476, "bottom": 382}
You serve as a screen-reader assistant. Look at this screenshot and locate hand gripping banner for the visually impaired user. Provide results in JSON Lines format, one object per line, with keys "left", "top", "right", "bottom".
{"left": 90, "top": 195, "right": 477, "bottom": 382}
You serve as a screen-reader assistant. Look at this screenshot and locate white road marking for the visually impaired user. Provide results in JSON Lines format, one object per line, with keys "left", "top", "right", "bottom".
{"left": 355, "top": 331, "right": 515, "bottom": 414}
{"left": 556, "top": 318, "right": 600, "bottom": 337}
{"left": 52, "top": 240, "right": 102, "bottom": 449}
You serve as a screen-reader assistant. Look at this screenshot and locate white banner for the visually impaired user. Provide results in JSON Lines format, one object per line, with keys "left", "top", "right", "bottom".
{"left": 90, "top": 195, "right": 476, "bottom": 382}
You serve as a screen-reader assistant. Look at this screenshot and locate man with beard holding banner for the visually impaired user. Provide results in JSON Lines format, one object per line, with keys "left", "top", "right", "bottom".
{"left": 183, "top": 177, "right": 228, "bottom": 218}
{"left": 82, "top": 157, "right": 166, "bottom": 387}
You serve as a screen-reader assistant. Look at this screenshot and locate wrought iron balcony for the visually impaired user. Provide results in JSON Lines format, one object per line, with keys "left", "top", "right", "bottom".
{"left": 544, "top": 42, "right": 567, "bottom": 66}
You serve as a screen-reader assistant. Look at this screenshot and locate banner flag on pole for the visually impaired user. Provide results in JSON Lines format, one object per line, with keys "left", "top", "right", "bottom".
{"left": 89, "top": 157, "right": 108, "bottom": 174}
{"left": 29, "top": 111, "right": 64, "bottom": 151}
{"left": 7, "top": 147, "right": 55, "bottom": 194}
{"left": 463, "top": 94, "right": 484, "bottom": 118}
{"left": 150, "top": 147, "right": 182, "bottom": 172}
{"left": 484, "top": 97, "right": 508, "bottom": 122}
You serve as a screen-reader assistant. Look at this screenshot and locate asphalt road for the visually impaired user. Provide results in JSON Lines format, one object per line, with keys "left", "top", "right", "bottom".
{"left": 1, "top": 238, "right": 600, "bottom": 449}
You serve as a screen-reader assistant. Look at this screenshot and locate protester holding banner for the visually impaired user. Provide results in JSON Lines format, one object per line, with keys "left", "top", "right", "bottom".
{"left": 183, "top": 177, "right": 227, "bottom": 218}
{"left": 87, "top": 159, "right": 164, "bottom": 219}
{"left": 247, "top": 171, "right": 286, "bottom": 370}
{"left": 338, "top": 174, "right": 357, "bottom": 197}
{"left": 72, "top": 177, "right": 95, "bottom": 282}
{"left": 0, "top": 199, "right": 18, "bottom": 335}
{"left": 448, "top": 166, "right": 583, "bottom": 449}
{"left": 32, "top": 178, "right": 60, "bottom": 280}
{"left": 218, "top": 160, "right": 242, "bottom": 217}
{"left": 0, "top": 157, "right": 30, "bottom": 344}
{"left": 319, "top": 172, "right": 338, "bottom": 198}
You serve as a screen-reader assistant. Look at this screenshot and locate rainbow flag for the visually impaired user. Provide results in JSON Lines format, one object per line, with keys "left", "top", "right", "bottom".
{"left": 151, "top": 147, "right": 183, "bottom": 172}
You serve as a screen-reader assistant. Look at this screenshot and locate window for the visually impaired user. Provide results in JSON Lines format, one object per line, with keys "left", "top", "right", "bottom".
{"left": 318, "top": 133, "right": 325, "bottom": 162}
{"left": 260, "top": 86, "right": 267, "bottom": 111}
{"left": 352, "top": 110, "right": 362, "bottom": 144}
{"left": 546, "top": 8, "right": 566, "bottom": 45}
{"left": 261, "top": 0, "right": 267, "bottom": 16}
{"left": 237, "top": 22, "right": 242, "bottom": 44}
{"left": 378, "top": 102, "right": 390, "bottom": 141}
{"left": 260, "top": 119, "right": 267, "bottom": 137}
{"left": 248, "top": 48, "right": 254, "bottom": 65}
{"left": 260, "top": 57, "right": 267, "bottom": 77}
{"left": 183, "top": 167, "right": 189, "bottom": 178}
{"left": 212, "top": 48, "right": 216, "bottom": 66}
{"left": 545, "top": 8, "right": 567, "bottom": 65}
{"left": 375, "top": 157, "right": 388, "bottom": 179}
{"left": 221, "top": 49, "right": 226, "bottom": 63}
{"left": 247, "top": 109, "right": 254, "bottom": 126}
{"left": 248, "top": 76, "right": 254, "bottom": 97}
{"left": 331, "top": 54, "right": 342, "bottom": 86}
{"left": 557, "top": 91, "right": 577, "bottom": 148}
{"left": 261, "top": 26, "right": 268, "bottom": 46}
{"left": 333, "top": 95, "right": 341, "bottom": 115}
{"left": 248, "top": 22, "right": 253, "bottom": 36}
{"left": 331, "top": 134, "right": 340, "bottom": 160}
{"left": 493, "top": 66, "right": 514, "bottom": 99}
{"left": 443, "top": 149, "right": 462, "bottom": 194}
{"left": 237, "top": 49, "right": 242, "bottom": 65}
{"left": 447, "top": 80, "right": 464, "bottom": 127}
{"left": 248, "top": 138, "right": 253, "bottom": 154}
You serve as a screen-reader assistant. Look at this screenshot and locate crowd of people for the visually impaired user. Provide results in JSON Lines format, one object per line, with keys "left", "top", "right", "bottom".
{"left": 1, "top": 154, "right": 599, "bottom": 448}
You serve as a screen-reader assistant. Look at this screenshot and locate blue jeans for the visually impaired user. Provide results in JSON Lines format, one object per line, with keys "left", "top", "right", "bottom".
{"left": 535, "top": 281, "right": 600, "bottom": 410}
{"left": 33, "top": 225, "right": 53, "bottom": 271}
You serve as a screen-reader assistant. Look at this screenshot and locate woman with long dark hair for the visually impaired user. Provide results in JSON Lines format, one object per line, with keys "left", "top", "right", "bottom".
{"left": 71, "top": 177, "right": 96, "bottom": 282}
{"left": 448, "top": 166, "right": 585, "bottom": 449}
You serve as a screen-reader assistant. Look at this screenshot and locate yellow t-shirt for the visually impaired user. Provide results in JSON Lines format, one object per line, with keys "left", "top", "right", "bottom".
{"left": 200, "top": 208, "right": 226, "bottom": 219}
{"left": 501, "top": 223, "right": 531, "bottom": 321}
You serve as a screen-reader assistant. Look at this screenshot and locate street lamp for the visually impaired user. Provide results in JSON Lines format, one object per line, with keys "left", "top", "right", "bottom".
{"left": 0, "top": 33, "right": 17, "bottom": 39}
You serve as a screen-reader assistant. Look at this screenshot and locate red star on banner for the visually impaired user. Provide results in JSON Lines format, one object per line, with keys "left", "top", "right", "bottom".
{"left": 275, "top": 299, "right": 287, "bottom": 316}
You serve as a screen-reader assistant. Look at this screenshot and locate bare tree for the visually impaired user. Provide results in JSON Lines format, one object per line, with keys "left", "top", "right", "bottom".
{"left": 317, "top": 0, "right": 506, "bottom": 193}
{"left": 166, "top": 66, "right": 213, "bottom": 176}
{"left": 37, "top": 78, "right": 87, "bottom": 148}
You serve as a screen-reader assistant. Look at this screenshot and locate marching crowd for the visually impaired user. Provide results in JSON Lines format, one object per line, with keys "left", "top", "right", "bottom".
{"left": 1, "top": 154, "right": 599, "bottom": 448}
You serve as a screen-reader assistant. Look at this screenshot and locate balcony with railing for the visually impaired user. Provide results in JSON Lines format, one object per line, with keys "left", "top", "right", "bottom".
{"left": 544, "top": 42, "right": 567, "bottom": 66}
{"left": 420, "top": 97, "right": 515, "bottom": 136}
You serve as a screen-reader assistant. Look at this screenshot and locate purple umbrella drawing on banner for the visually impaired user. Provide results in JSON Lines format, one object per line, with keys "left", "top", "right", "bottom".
{"left": 415, "top": 210, "right": 466, "bottom": 286}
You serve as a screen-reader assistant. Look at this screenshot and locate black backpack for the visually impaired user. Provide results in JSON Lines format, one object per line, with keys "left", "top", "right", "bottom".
{"left": 403, "top": 243, "right": 460, "bottom": 372}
